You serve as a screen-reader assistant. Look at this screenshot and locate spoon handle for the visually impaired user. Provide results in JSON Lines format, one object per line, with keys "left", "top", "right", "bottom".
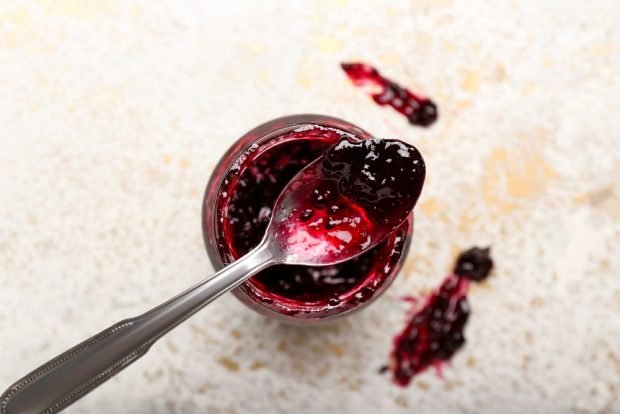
{"left": 1, "top": 241, "right": 277, "bottom": 414}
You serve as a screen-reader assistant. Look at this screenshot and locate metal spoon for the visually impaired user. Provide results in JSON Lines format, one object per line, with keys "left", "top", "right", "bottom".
{"left": 1, "top": 138, "right": 425, "bottom": 414}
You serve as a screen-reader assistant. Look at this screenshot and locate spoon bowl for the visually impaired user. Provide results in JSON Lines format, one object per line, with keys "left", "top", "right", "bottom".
{"left": 270, "top": 137, "right": 425, "bottom": 266}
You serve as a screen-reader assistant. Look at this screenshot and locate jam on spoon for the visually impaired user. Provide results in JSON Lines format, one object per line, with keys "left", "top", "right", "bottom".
{"left": 270, "top": 137, "right": 426, "bottom": 264}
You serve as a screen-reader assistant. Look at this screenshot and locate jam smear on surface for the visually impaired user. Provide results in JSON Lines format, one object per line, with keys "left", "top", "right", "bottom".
{"left": 341, "top": 62, "right": 438, "bottom": 127}
{"left": 271, "top": 138, "right": 425, "bottom": 265}
{"left": 388, "top": 246, "right": 494, "bottom": 386}
{"left": 217, "top": 127, "right": 411, "bottom": 305}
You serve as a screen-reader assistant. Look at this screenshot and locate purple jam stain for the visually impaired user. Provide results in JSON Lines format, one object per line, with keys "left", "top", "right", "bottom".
{"left": 217, "top": 128, "right": 411, "bottom": 306}
{"left": 387, "top": 246, "right": 494, "bottom": 386}
{"left": 341, "top": 62, "right": 438, "bottom": 127}
{"left": 270, "top": 138, "right": 425, "bottom": 265}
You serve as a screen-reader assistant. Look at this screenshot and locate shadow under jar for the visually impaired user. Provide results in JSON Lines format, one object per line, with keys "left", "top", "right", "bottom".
{"left": 202, "top": 115, "right": 414, "bottom": 323}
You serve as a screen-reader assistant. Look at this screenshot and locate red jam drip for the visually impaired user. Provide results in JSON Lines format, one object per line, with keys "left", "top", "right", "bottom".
{"left": 388, "top": 247, "right": 493, "bottom": 386}
{"left": 271, "top": 138, "right": 425, "bottom": 265}
{"left": 341, "top": 62, "right": 438, "bottom": 127}
{"left": 216, "top": 127, "right": 410, "bottom": 305}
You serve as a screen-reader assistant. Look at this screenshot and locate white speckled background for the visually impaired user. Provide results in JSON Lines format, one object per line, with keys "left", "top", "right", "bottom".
{"left": 1, "top": 0, "right": 619, "bottom": 413}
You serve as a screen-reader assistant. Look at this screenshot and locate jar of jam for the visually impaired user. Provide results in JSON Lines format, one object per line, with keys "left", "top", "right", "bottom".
{"left": 202, "top": 115, "right": 413, "bottom": 323}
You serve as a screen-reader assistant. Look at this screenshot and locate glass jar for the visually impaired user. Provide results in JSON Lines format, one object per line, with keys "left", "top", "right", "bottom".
{"left": 202, "top": 114, "right": 413, "bottom": 324}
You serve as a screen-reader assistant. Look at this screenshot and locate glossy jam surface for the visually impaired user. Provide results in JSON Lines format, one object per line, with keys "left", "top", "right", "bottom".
{"left": 223, "top": 134, "right": 333, "bottom": 258}
{"left": 213, "top": 125, "right": 410, "bottom": 308}
{"left": 390, "top": 275, "right": 470, "bottom": 386}
{"left": 341, "top": 63, "right": 438, "bottom": 127}
{"left": 271, "top": 138, "right": 425, "bottom": 264}
{"left": 388, "top": 246, "right": 494, "bottom": 386}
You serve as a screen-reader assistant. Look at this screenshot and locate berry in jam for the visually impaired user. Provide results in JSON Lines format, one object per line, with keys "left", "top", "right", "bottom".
{"left": 341, "top": 63, "right": 438, "bottom": 127}
{"left": 270, "top": 138, "right": 425, "bottom": 264}
{"left": 387, "top": 247, "right": 493, "bottom": 386}
{"left": 453, "top": 247, "right": 494, "bottom": 282}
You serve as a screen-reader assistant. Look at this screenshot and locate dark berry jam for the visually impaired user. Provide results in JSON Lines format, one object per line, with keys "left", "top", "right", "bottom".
{"left": 271, "top": 138, "right": 425, "bottom": 265}
{"left": 387, "top": 247, "right": 493, "bottom": 386}
{"left": 223, "top": 135, "right": 332, "bottom": 258}
{"left": 390, "top": 275, "right": 470, "bottom": 386}
{"left": 341, "top": 62, "right": 438, "bottom": 127}
{"left": 453, "top": 247, "right": 494, "bottom": 282}
{"left": 204, "top": 118, "right": 413, "bottom": 321}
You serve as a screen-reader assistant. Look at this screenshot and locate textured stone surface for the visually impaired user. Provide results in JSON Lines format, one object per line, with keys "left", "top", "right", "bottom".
{"left": 1, "top": 0, "right": 619, "bottom": 413}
